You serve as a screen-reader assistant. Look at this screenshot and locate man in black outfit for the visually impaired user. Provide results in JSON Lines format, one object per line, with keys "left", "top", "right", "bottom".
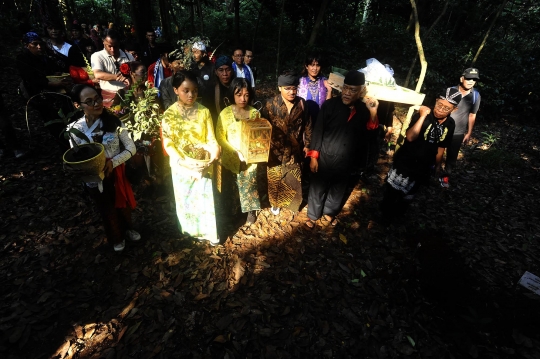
{"left": 141, "top": 29, "right": 161, "bottom": 68}
{"left": 305, "top": 71, "right": 379, "bottom": 227}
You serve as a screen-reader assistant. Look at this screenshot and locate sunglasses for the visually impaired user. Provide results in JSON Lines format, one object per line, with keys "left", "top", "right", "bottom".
{"left": 464, "top": 77, "right": 477, "bottom": 81}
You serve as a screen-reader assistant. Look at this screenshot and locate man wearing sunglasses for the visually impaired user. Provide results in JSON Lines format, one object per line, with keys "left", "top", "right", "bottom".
{"left": 443, "top": 68, "right": 481, "bottom": 182}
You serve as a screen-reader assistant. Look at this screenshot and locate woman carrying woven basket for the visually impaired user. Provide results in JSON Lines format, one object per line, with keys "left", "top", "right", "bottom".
{"left": 216, "top": 78, "right": 266, "bottom": 225}
{"left": 68, "top": 84, "right": 140, "bottom": 252}
{"left": 161, "top": 71, "right": 221, "bottom": 245}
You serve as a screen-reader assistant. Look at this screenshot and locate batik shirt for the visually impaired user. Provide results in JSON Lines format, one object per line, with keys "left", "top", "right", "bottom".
{"left": 260, "top": 95, "right": 312, "bottom": 167}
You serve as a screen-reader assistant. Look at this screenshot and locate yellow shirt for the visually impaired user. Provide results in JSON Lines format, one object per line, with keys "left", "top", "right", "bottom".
{"left": 215, "top": 106, "right": 259, "bottom": 174}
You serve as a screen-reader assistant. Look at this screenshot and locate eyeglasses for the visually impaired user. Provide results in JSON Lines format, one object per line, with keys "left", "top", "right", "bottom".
{"left": 282, "top": 86, "right": 298, "bottom": 92}
{"left": 435, "top": 101, "right": 454, "bottom": 112}
{"left": 464, "top": 78, "right": 477, "bottom": 81}
{"left": 81, "top": 97, "right": 103, "bottom": 106}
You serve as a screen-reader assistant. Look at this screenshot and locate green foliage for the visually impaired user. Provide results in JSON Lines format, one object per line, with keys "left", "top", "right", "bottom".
{"left": 122, "top": 83, "right": 162, "bottom": 141}
{"left": 481, "top": 131, "right": 498, "bottom": 148}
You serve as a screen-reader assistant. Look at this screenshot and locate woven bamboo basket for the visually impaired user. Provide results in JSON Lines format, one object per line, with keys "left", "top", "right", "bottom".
{"left": 63, "top": 143, "right": 106, "bottom": 180}
{"left": 239, "top": 118, "right": 272, "bottom": 164}
{"left": 179, "top": 144, "right": 211, "bottom": 167}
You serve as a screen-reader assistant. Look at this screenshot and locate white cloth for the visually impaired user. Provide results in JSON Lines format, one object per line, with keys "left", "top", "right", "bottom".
{"left": 234, "top": 64, "right": 255, "bottom": 88}
{"left": 53, "top": 42, "right": 72, "bottom": 57}
{"left": 90, "top": 49, "right": 135, "bottom": 92}
{"left": 67, "top": 116, "right": 136, "bottom": 187}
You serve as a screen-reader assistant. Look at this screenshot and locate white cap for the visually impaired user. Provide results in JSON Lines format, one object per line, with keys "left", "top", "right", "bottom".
{"left": 192, "top": 42, "right": 206, "bottom": 51}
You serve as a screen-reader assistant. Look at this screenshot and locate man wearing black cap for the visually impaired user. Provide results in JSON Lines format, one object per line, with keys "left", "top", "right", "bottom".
{"left": 305, "top": 70, "right": 378, "bottom": 227}
{"left": 442, "top": 68, "right": 481, "bottom": 183}
{"left": 261, "top": 71, "right": 312, "bottom": 216}
{"left": 380, "top": 88, "right": 461, "bottom": 220}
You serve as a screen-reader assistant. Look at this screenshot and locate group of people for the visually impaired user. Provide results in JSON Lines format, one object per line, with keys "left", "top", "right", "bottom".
{"left": 9, "top": 22, "right": 481, "bottom": 251}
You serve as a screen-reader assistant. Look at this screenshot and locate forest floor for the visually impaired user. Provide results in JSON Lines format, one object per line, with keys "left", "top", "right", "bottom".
{"left": 1, "top": 51, "right": 540, "bottom": 359}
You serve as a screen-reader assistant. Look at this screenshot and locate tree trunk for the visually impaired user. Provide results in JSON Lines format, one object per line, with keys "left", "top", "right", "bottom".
{"left": 471, "top": 0, "right": 508, "bottom": 66}
{"left": 403, "top": 0, "right": 448, "bottom": 88}
{"left": 190, "top": 1, "right": 195, "bottom": 34}
{"left": 396, "top": 0, "right": 428, "bottom": 151}
{"left": 350, "top": 0, "right": 361, "bottom": 25}
{"left": 197, "top": 0, "right": 204, "bottom": 34}
{"left": 251, "top": 0, "right": 266, "bottom": 52}
{"left": 362, "top": 0, "right": 371, "bottom": 24}
{"left": 158, "top": 0, "right": 173, "bottom": 41}
{"left": 307, "top": 0, "right": 331, "bottom": 47}
{"left": 131, "top": 0, "right": 152, "bottom": 47}
{"left": 276, "top": 0, "right": 285, "bottom": 79}
{"left": 169, "top": 4, "right": 182, "bottom": 40}
{"left": 234, "top": 0, "right": 240, "bottom": 46}
{"left": 34, "top": 0, "right": 62, "bottom": 26}
{"left": 60, "top": 0, "right": 73, "bottom": 24}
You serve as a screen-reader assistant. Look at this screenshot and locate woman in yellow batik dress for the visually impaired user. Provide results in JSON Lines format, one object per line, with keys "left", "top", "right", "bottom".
{"left": 216, "top": 78, "right": 267, "bottom": 225}
{"left": 161, "top": 70, "right": 221, "bottom": 245}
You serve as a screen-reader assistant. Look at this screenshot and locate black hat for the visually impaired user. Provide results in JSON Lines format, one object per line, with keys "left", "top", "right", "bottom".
{"left": 215, "top": 55, "right": 232, "bottom": 68}
{"left": 344, "top": 70, "right": 365, "bottom": 86}
{"left": 462, "top": 68, "right": 480, "bottom": 80}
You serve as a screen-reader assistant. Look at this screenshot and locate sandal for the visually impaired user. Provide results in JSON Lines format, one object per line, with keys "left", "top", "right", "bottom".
{"left": 322, "top": 215, "right": 339, "bottom": 227}
{"left": 305, "top": 219, "right": 316, "bottom": 228}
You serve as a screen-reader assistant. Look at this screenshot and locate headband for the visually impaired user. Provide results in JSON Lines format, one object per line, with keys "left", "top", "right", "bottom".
{"left": 22, "top": 32, "right": 42, "bottom": 44}
{"left": 192, "top": 42, "right": 206, "bottom": 51}
{"left": 439, "top": 87, "right": 462, "bottom": 106}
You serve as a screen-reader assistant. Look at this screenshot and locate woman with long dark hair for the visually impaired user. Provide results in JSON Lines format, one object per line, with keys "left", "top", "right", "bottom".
{"left": 298, "top": 54, "right": 332, "bottom": 120}
{"left": 161, "top": 71, "right": 221, "bottom": 245}
{"left": 68, "top": 84, "right": 140, "bottom": 251}
{"left": 216, "top": 78, "right": 266, "bottom": 225}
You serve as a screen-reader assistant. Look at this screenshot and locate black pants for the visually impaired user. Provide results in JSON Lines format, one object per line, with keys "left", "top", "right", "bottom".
{"left": 87, "top": 175, "right": 133, "bottom": 245}
{"left": 307, "top": 169, "right": 348, "bottom": 220}
{"left": 445, "top": 134, "right": 465, "bottom": 174}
